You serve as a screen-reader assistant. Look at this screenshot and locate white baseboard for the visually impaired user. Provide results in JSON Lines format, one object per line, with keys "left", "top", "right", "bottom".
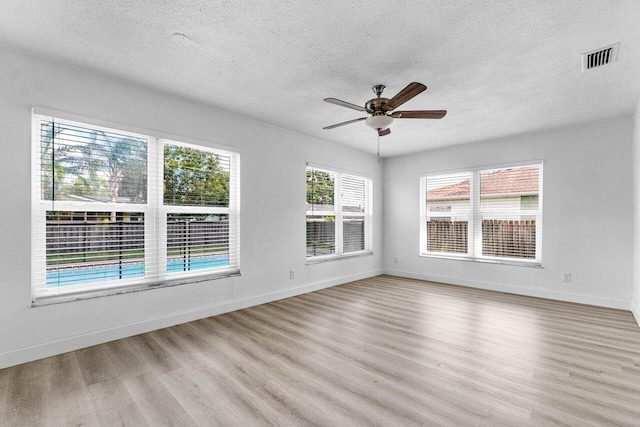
{"left": 632, "top": 298, "right": 640, "bottom": 327}
{"left": 0, "top": 269, "right": 383, "bottom": 370}
{"left": 383, "top": 269, "right": 631, "bottom": 310}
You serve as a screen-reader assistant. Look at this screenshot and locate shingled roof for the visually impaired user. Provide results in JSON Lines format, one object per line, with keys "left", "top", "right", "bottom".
{"left": 427, "top": 166, "right": 539, "bottom": 198}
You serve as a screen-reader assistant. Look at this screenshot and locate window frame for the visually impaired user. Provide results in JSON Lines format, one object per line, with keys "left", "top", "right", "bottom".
{"left": 420, "top": 162, "right": 543, "bottom": 266}
{"left": 31, "top": 109, "right": 240, "bottom": 305}
{"left": 306, "top": 165, "right": 373, "bottom": 263}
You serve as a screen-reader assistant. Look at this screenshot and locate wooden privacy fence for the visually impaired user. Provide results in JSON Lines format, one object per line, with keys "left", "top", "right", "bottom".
{"left": 482, "top": 219, "right": 535, "bottom": 258}
{"left": 426, "top": 221, "right": 468, "bottom": 253}
{"left": 46, "top": 220, "right": 145, "bottom": 256}
{"left": 306, "top": 219, "right": 364, "bottom": 256}
{"left": 47, "top": 220, "right": 229, "bottom": 256}
{"left": 426, "top": 219, "right": 536, "bottom": 258}
{"left": 166, "top": 220, "right": 229, "bottom": 250}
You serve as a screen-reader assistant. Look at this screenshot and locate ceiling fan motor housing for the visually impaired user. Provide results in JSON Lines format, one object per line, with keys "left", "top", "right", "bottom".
{"left": 365, "top": 97, "right": 390, "bottom": 113}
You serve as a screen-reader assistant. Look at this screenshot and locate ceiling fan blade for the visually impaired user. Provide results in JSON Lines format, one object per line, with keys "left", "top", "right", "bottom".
{"left": 324, "top": 98, "right": 366, "bottom": 112}
{"left": 323, "top": 117, "right": 367, "bottom": 130}
{"left": 391, "top": 110, "right": 447, "bottom": 119}
{"left": 378, "top": 128, "right": 391, "bottom": 137}
{"left": 383, "top": 82, "right": 427, "bottom": 111}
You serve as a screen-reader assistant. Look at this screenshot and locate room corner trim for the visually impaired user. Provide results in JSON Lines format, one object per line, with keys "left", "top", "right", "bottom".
{"left": 632, "top": 298, "right": 640, "bottom": 328}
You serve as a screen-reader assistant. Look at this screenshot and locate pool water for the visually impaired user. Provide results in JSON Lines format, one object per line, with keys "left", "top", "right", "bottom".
{"left": 46, "top": 255, "right": 229, "bottom": 287}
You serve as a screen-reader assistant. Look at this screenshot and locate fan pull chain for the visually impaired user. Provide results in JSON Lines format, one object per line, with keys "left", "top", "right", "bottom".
{"left": 377, "top": 134, "right": 380, "bottom": 163}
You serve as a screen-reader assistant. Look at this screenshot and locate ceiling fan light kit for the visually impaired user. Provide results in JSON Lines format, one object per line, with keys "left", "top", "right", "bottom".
{"left": 323, "top": 82, "right": 446, "bottom": 137}
{"left": 365, "top": 114, "right": 393, "bottom": 130}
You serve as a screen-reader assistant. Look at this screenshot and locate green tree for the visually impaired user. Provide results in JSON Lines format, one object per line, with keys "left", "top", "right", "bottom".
{"left": 40, "top": 121, "right": 70, "bottom": 200}
{"left": 115, "top": 140, "right": 147, "bottom": 203}
{"left": 40, "top": 121, "right": 148, "bottom": 221}
{"left": 62, "top": 177, "right": 105, "bottom": 197}
{"left": 306, "top": 170, "right": 334, "bottom": 206}
{"left": 77, "top": 130, "right": 147, "bottom": 206}
{"left": 164, "top": 145, "right": 229, "bottom": 206}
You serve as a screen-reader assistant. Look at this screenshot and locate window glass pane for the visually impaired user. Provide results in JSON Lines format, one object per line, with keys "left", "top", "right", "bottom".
{"left": 481, "top": 217, "right": 536, "bottom": 259}
{"left": 480, "top": 165, "right": 539, "bottom": 259}
{"left": 306, "top": 215, "right": 335, "bottom": 257}
{"left": 46, "top": 211, "right": 145, "bottom": 288}
{"left": 306, "top": 166, "right": 370, "bottom": 259}
{"left": 341, "top": 175, "right": 365, "bottom": 213}
{"left": 480, "top": 165, "right": 539, "bottom": 211}
{"left": 425, "top": 172, "right": 471, "bottom": 254}
{"left": 343, "top": 216, "right": 364, "bottom": 253}
{"left": 166, "top": 213, "right": 230, "bottom": 273}
{"left": 426, "top": 220, "right": 468, "bottom": 254}
{"left": 40, "top": 121, "right": 147, "bottom": 203}
{"left": 164, "top": 144, "right": 230, "bottom": 207}
{"left": 306, "top": 169, "right": 335, "bottom": 212}
{"left": 520, "top": 195, "right": 539, "bottom": 210}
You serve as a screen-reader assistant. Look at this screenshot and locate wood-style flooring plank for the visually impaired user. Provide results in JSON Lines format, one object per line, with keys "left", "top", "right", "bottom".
{"left": 127, "top": 333, "right": 182, "bottom": 375}
{"left": 46, "top": 352, "right": 100, "bottom": 426}
{"left": 0, "top": 363, "right": 10, "bottom": 420}
{"left": 124, "top": 371, "right": 196, "bottom": 426}
{"left": 75, "top": 344, "right": 118, "bottom": 386}
{"left": 1, "top": 274, "right": 639, "bottom": 426}
{"left": 89, "top": 378, "right": 149, "bottom": 427}
{"left": 1, "top": 358, "right": 52, "bottom": 427}
{"left": 103, "top": 338, "right": 151, "bottom": 379}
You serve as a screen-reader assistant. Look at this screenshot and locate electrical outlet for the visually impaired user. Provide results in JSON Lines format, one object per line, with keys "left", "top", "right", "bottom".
{"left": 562, "top": 272, "right": 571, "bottom": 282}
{"left": 394, "top": 257, "right": 398, "bottom": 264}
{"left": 290, "top": 270, "right": 295, "bottom": 279}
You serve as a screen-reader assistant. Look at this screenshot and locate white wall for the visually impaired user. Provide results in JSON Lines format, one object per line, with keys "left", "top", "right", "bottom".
{"left": 0, "top": 46, "right": 384, "bottom": 369}
{"left": 633, "top": 98, "right": 640, "bottom": 326}
{"left": 384, "top": 116, "right": 634, "bottom": 309}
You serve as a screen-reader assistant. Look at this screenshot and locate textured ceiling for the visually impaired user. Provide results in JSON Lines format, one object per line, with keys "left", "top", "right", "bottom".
{"left": 1, "top": 1, "right": 640, "bottom": 157}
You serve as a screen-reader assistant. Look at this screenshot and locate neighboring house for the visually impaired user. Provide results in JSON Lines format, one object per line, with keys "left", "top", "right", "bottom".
{"left": 426, "top": 166, "right": 540, "bottom": 221}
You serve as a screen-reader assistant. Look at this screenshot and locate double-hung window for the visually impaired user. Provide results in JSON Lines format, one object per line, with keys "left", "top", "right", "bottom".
{"left": 421, "top": 163, "right": 542, "bottom": 264}
{"left": 306, "top": 166, "right": 372, "bottom": 260}
{"left": 32, "top": 111, "right": 240, "bottom": 303}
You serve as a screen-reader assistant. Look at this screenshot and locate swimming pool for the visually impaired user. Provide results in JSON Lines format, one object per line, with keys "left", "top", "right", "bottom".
{"left": 46, "top": 255, "right": 229, "bottom": 287}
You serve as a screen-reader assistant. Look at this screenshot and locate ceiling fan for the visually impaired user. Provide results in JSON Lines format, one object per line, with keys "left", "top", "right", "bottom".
{"left": 323, "top": 82, "right": 446, "bottom": 137}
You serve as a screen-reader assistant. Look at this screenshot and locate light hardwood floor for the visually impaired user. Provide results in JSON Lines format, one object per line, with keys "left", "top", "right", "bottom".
{"left": 1, "top": 275, "right": 640, "bottom": 426}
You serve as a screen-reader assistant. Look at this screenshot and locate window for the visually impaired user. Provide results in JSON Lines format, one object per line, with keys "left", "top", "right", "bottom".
{"left": 306, "top": 166, "right": 372, "bottom": 260}
{"left": 421, "top": 163, "right": 542, "bottom": 264}
{"left": 32, "top": 112, "right": 240, "bottom": 303}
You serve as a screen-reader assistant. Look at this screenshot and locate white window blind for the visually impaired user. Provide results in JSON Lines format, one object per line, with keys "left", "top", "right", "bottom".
{"left": 306, "top": 168, "right": 336, "bottom": 256}
{"left": 306, "top": 166, "right": 372, "bottom": 259}
{"left": 421, "top": 163, "right": 542, "bottom": 264}
{"left": 32, "top": 112, "right": 240, "bottom": 302}
{"left": 425, "top": 172, "right": 472, "bottom": 255}
{"left": 341, "top": 174, "right": 367, "bottom": 253}
{"left": 480, "top": 165, "right": 540, "bottom": 260}
{"left": 162, "top": 140, "right": 240, "bottom": 275}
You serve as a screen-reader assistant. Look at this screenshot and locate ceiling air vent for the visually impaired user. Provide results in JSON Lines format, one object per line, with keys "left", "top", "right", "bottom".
{"left": 582, "top": 43, "right": 620, "bottom": 71}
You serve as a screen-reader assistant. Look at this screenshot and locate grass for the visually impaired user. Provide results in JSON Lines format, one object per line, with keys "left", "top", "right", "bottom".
{"left": 47, "top": 246, "right": 228, "bottom": 266}
{"left": 47, "top": 250, "right": 144, "bottom": 266}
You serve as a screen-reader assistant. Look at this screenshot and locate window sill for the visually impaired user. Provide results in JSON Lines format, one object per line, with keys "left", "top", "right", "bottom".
{"left": 31, "top": 268, "right": 241, "bottom": 307}
{"left": 419, "top": 253, "right": 542, "bottom": 268}
{"left": 306, "top": 251, "right": 373, "bottom": 265}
